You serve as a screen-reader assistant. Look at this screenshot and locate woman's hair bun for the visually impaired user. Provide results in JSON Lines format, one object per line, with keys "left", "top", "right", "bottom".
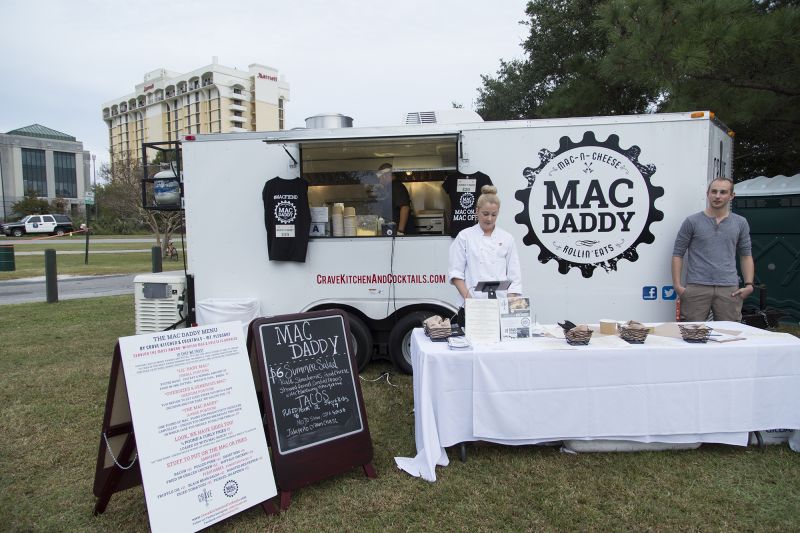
{"left": 481, "top": 185, "right": 498, "bottom": 195}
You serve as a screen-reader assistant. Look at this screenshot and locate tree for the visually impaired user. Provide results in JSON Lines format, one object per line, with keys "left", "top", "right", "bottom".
{"left": 477, "top": 0, "right": 800, "bottom": 179}
{"left": 477, "top": 0, "right": 654, "bottom": 121}
{"left": 49, "top": 196, "right": 70, "bottom": 215}
{"left": 596, "top": 0, "right": 800, "bottom": 178}
{"left": 10, "top": 190, "right": 50, "bottom": 217}
{"left": 98, "top": 153, "right": 183, "bottom": 250}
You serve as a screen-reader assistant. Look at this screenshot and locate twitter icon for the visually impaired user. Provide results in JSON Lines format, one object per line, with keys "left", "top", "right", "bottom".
{"left": 662, "top": 286, "right": 677, "bottom": 300}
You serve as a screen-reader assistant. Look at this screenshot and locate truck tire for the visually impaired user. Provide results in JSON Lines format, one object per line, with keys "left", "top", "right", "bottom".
{"left": 11, "top": 228, "right": 23, "bottom": 237}
{"left": 54, "top": 227, "right": 66, "bottom": 236}
{"left": 388, "top": 311, "right": 436, "bottom": 374}
{"left": 347, "top": 313, "right": 373, "bottom": 372}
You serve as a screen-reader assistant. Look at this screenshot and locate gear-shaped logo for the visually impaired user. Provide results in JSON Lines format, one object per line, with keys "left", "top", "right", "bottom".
{"left": 274, "top": 200, "right": 297, "bottom": 224}
{"left": 514, "top": 131, "right": 664, "bottom": 278}
{"left": 459, "top": 192, "right": 475, "bottom": 210}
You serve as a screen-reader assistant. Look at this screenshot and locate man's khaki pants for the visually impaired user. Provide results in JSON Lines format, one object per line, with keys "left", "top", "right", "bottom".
{"left": 679, "top": 283, "right": 743, "bottom": 322}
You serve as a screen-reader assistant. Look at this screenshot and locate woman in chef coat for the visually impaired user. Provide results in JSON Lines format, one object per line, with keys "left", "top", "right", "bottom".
{"left": 447, "top": 185, "right": 522, "bottom": 305}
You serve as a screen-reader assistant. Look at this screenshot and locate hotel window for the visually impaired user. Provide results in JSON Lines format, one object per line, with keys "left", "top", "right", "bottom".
{"left": 54, "top": 151, "right": 77, "bottom": 198}
{"left": 279, "top": 97, "right": 285, "bottom": 129}
{"left": 22, "top": 148, "right": 47, "bottom": 196}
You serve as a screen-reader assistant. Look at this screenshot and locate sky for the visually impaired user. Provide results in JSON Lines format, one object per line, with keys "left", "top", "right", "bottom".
{"left": 0, "top": 0, "right": 529, "bottom": 168}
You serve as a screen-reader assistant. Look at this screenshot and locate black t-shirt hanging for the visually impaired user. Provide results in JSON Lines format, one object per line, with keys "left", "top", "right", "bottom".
{"left": 441, "top": 171, "right": 493, "bottom": 237}
{"left": 262, "top": 177, "right": 311, "bottom": 262}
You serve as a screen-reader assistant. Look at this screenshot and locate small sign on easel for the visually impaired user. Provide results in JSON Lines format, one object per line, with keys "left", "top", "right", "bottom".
{"left": 249, "top": 309, "right": 377, "bottom": 511}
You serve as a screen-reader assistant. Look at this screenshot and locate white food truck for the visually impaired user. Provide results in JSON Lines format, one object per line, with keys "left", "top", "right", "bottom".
{"left": 180, "top": 110, "right": 733, "bottom": 373}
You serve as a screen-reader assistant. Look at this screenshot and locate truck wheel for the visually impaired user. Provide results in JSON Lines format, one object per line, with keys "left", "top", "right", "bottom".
{"left": 54, "top": 227, "right": 66, "bottom": 236}
{"left": 11, "top": 228, "right": 23, "bottom": 237}
{"left": 347, "top": 313, "right": 373, "bottom": 372}
{"left": 389, "top": 311, "right": 435, "bottom": 374}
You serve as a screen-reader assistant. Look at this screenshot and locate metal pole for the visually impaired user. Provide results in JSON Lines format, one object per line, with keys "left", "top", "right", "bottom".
{"left": 0, "top": 151, "right": 6, "bottom": 221}
{"left": 92, "top": 154, "right": 97, "bottom": 219}
{"left": 45, "top": 249, "right": 58, "bottom": 303}
{"left": 84, "top": 223, "right": 90, "bottom": 265}
{"left": 152, "top": 246, "right": 162, "bottom": 273}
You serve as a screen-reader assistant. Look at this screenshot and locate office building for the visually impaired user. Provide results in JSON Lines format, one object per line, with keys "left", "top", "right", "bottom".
{"left": 0, "top": 124, "right": 91, "bottom": 219}
{"left": 102, "top": 58, "right": 290, "bottom": 162}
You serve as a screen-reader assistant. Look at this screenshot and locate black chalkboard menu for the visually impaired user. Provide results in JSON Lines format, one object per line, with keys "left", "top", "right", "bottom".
{"left": 249, "top": 310, "right": 375, "bottom": 496}
{"left": 259, "top": 313, "right": 363, "bottom": 453}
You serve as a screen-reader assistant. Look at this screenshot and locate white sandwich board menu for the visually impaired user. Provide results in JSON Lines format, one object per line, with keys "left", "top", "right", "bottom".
{"left": 118, "top": 322, "right": 276, "bottom": 532}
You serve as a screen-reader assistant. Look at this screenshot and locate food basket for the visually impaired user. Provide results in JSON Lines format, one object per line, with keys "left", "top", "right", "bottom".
{"left": 678, "top": 324, "right": 712, "bottom": 343}
{"left": 618, "top": 321, "right": 649, "bottom": 344}
{"left": 565, "top": 326, "right": 592, "bottom": 346}
{"left": 423, "top": 315, "right": 463, "bottom": 340}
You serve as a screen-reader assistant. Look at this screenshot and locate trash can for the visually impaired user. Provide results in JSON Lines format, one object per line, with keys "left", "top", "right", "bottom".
{"left": 734, "top": 174, "right": 800, "bottom": 322}
{"left": 0, "top": 244, "right": 14, "bottom": 272}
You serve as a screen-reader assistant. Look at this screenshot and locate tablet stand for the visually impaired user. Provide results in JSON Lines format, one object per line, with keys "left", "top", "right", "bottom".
{"left": 474, "top": 280, "right": 511, "bottom": 300}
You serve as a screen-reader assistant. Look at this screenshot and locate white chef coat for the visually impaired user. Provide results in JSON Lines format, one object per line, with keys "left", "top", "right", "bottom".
{"left": 447, "top": 223, "right": 522, "bottom": 305}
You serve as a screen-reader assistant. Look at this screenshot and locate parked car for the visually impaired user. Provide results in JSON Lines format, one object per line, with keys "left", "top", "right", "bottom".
{"left": 1, "top": 214, "right": 74, "bottom": 237}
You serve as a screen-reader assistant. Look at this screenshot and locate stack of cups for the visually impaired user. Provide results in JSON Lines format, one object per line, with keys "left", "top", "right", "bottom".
{"left": 343, "top": 206, "right": 357, "bottom": 237}
{"left": 331, "top": 203, "right": 344, "bottom": 237}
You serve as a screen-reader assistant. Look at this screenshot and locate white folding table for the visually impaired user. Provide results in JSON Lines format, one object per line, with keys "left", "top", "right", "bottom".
{"left": 395, "top": 322, "right": 800, "bottom": 481}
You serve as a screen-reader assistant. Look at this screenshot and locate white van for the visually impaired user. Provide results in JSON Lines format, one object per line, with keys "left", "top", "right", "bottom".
{"left": 181, "top": 110, "right": 734, "bottom": 372}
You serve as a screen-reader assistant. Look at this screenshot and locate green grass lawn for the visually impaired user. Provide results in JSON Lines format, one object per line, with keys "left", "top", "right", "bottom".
{"left": 0, "top": 248, "right": 185, "bottom": 280}
{"left": 1, "top": 296, "right": 798, "bottom": 531}
{"left": 7, "top": 242, "right": 158, "bottom": 252}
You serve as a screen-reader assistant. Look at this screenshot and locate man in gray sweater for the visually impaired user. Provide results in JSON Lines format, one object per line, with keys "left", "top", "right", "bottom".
{"left": 672, "top": 177, "right": 755, "bottom": 321}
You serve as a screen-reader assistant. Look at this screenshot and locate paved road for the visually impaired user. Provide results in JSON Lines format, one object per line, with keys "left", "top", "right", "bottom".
{"left": 0, "top": 273, "right": 138, "bottom": 305}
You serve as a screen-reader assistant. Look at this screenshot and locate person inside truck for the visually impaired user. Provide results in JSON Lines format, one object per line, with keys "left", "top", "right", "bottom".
{"left": 448, "top": 185, "right": 522, "bottom": 316}
{"left": 377, "top": 163, "right": 410, "bottom": 235}
{"left": 671, "top": 177, "right": 755, "bottom": 322}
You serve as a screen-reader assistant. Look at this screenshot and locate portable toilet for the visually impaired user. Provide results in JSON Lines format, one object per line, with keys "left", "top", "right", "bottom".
{"left": 733, "top": 174, "right": 800, "bottom": 323}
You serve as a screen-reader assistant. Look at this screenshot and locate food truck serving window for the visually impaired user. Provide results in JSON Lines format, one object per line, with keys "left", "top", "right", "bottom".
{"left": 301, "top": 136, "right": 457, "bottom": 237}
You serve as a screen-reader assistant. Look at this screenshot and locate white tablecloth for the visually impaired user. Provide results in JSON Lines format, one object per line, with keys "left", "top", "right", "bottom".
{"left": 394, "top": 322, "right": 800, "bottom": 481}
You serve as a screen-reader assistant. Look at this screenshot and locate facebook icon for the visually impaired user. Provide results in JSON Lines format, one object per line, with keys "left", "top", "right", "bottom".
{"left": 642, "top": 286, "right": 658, "bottom": 300}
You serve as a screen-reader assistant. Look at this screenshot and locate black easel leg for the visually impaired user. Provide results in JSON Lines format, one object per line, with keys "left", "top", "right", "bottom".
{"left": 93, "top": 434, "right": 136, "bottom": 515}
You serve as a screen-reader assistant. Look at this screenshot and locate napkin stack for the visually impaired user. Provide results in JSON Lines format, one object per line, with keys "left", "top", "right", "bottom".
{"left": 423, "top": 315, "right": 453, "bottom": 339}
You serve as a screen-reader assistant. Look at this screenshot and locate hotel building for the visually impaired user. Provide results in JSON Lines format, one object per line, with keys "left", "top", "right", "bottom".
{"left": 102, "top": 58, "right": 290, "bottom": 162}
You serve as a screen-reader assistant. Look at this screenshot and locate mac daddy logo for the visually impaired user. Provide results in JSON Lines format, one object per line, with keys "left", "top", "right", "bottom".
{"left": 515, "top": 131, "right": 664, "bottom": 278}
{"left": 274, "top": 200, "right": 297, "bottom": 224}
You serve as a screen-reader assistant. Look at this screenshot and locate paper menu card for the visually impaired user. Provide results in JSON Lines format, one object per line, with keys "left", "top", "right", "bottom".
{"left": 500, "top": 297, "right": 532, "bottom": 339}
{"left": 465, "top": 299, "right": 500, "bottom": 344}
